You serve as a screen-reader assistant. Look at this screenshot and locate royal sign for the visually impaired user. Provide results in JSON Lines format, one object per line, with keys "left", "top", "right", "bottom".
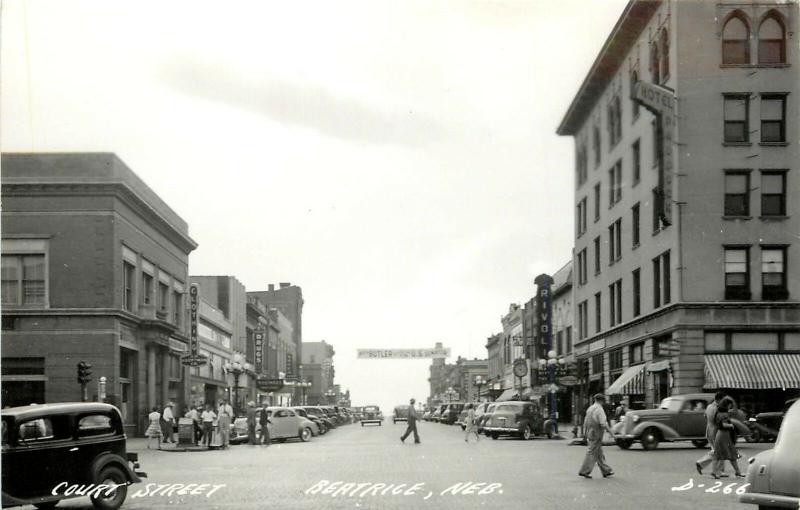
{"left": 357, "top": 347, "right": 451, "bottom": 359}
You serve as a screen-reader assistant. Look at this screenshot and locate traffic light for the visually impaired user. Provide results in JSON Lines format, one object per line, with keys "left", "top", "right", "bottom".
{"left": 77, "top": 361, "right": 92, "bottom": 384}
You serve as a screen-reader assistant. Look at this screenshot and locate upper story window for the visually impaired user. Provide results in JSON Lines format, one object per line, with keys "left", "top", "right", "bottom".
{"left": 593, "top": 125, "right": 602, "bottom": 167}
{"left": 607, "top": 96, "right": 622, "bottom": 149}
{"left": 660, "top": 29, "right": 670, "bottom": 82}
{"left": 123, "top": 261, "right": 136, "bottom": 312}
{"left": 576, "top": 145, "right": 588, "bottom": 187}
{"left": 724, "top": 171, "right": 750, "bottom": 216}
{"left": 632, "top": 139, "right": 641, "bottom": 185}
{"left": 594, "top": 183, "right": 601, "bottom": 221}
{"left": 758, "top": 13, "right": 786, "bottom": 64}
{"left": 2, "top": 254, "right": 46, "bottom": 307}
{"left": 724, "top": 94, "right": 749, "bottom": 143}
{"left": 609, "top": 160, "right": 622, "bottom": 206}
{"left": 650, "top": 41, "right": 660, "bottom": 84}
{"left": 722, "top": 12, "right": 750, "bottom": 65}
{"left": 724, "top": 246, "right": 750, "bottom": 300}
{"left": 630, "top": 71, "right": 640, "bottom": 120}
{"left": 761, "top": 170, "right": 787, "bottom": 216}
{"left": 577, "top": 197, "right": 588, "bottom": 237}
{"left": 760, "top": 94, "right": 786, "bottom": 143}
{"left": 761, "top": 246, "right": 788, "bottom": 300}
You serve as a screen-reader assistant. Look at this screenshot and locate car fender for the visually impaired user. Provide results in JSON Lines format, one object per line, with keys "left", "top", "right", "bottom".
{"left": 631, "top": 421, "right": 680, "bottom": 440}
{"left": 89, "top": 452, "right": 141, "bottom": 484}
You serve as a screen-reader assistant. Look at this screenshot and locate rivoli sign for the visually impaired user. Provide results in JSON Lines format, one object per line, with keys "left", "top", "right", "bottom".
{"left": 534, "top": 274, "right": 554, "bottom": 357}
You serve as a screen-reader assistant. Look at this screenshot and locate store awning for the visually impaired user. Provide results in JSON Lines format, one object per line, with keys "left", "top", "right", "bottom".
{"left": 704, "top": 354, "right": 800, "bottom": 390}
{"left": 606, "top": 363, "right": 646, "bottom": 395}
{"left": 647, "top": 359, "right": 671, "bottom": 372}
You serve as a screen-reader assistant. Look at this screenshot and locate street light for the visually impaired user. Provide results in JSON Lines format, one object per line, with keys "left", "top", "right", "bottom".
{"left": 223, "top": 353, "right": 246, "bottom": 415}
{"left": 445, "top": 386, "right": 457, "bottom": 402}
{"left": 473, "top": 375, "right": 486, "bottom": 402}
{"left": 538, "top": 350, "right": 566, "bottom": 437}
{"left": 325, "top": 389, "right": 336, "bottom": 404}
{"left": 298, "top": 380, "right": 311, "bottom": 405}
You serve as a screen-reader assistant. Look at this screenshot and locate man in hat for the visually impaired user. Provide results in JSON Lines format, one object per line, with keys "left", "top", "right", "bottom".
{"left": 579, "top": 393, "right": 615, "bottom": 479}
{"left": 400, "top": 398, "right": 421, "bottom": 444}
{"left": 246, "top": 402, "right": 257, "bottom": 445}
{"left": 161, "top": 402, "right": 175, "bottom": 443}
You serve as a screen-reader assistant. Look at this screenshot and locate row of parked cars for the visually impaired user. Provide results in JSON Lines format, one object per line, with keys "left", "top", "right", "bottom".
{"left": 423, "top": 401, "right": 556, "bottom": 440}
{"left": 229, "top": 405, "right": 360, "bottom": 444}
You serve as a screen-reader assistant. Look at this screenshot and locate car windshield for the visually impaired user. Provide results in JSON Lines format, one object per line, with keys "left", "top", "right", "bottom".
{"left": 364, "top": 406, "right": 378, "bottom": 412}
{"left": 775, "top": 400, "right": 800, "bottom": 451}
{"left": 496, "top": 404, "right": 519, "bottom": 412}
{"left": 659, "top": 398, "right": 684, "bottom": 411}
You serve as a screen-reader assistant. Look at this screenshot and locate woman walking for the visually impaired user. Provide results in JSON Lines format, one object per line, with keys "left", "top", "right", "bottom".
{"left": 464, "top": 403, "right": 480, "bottom": 442}
{"left": 711, "top": 397, "right": 744, "bottom": 478}
{"left": 145, "top": 406, "right": 163, "bottom": 450}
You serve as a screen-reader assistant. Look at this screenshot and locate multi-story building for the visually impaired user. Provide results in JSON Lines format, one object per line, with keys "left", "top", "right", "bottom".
{"left": 1, "top": 153, "right": 198, "bottom": 435}
{"left": 301, "top": 340, "right": 335, "bottom": 405}
{"left": 496, "top": 304, "right": 529, "bottom": 401}
{"left": 484, "top": 333, "right": 503, "bottom": 400}
{"left": 455, "top": 357, "right": 489, "bottom": 403}
{"left": 245, "top": 294, "right": 271, "bottom": 404}
{"left": 558, "top": 0, "right": 800, "bottom": 413}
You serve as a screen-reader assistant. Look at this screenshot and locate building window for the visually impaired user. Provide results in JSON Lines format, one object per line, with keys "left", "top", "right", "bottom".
{"left": 594, "top": 292, "right": 602, "bottom": 334}
{"left": 142, "top": 272, "right": 154, "bottom": 305}
{"left": 724, "top": 95, "right": 749, "bottom": 143}
{"left": 577, "top": 248, "right": 588, "bottom": 285}
{"left": 609, "top": 279, "right": 622, "bottom": 327}
{"left": 652, "top": 188, "right": 664, "bottom": 233}
{"left": 632, "top": 203, "right": 640, "bottom": 247}
{"left": 632, "top": 268, "right": 641, "bottom": 317}
{"left": 1, "top": 254, "right": 46, "bottom": 306}
{"left": 608, "top": 160, "right": 622, "bottom": 206}
{"left": 724, "top": 246, "right": 750, "bottom": 300}
{"left": 760, "top": 95, "right": 786, "bottom": 143}
{"left": 592, "top": 354, "right": 604, "bottom": 375}
{"left": 662, "top": 251, "right": 671, "bottom": 305}
{"left": 758, "top": 13, "right": 786, "bottom": 64}
{"left": 609, "top": 348, "right": 623, "bottom": 371}
{"left": 653, "top": 256, "right": 661, "bottom": 309}
{"left": 630, "top": 71, "right": 640, "bottom": 120}
{"left": 652, "top": 119, "right": 660, "bottom": 166}
{"left": 608, "top": 219, "right": 622, "bottom": 264}
{"left": 578, "top": 301, "right": 588, "bottom": 340}
{"left": 761, "top": 246, "right": 788, "bottom": 300}
{"left": 724, "top": 171, "right": 750, "bottom": 216}
{"left": 594, "top": 183, "right": 601, "bottom": 221}
{"left": 123, "top": 262, "right": 135, "bottom": 312}
{"left": 173, "top": 290, "right": 183, "bottom": 325}
{"left": 577, "top": 197, "right": 588, "bottom": 236}
{"left": 722, "top": 12, "right": 750, "bottom": 65}
{"left": 566, "top": 326, "right": 573, "bottom": 354}
{"left": 576, "top": 145, "right": 588, "bottom": 187}
{"left": 557, "top": 330, "right": 564, "bottom": 355}
{"left": 650, "top": 40, "right": 660, "bottom": 84}
{"left": 660, "top": 29, "right": 670, "bottom": 82}
{"left": 632, "top": 139, "right": 641, "bottom": 185}
{"left": 593, "top": 236, "right": 601, "bottom": 275}
{"left": 158, "top": 282, "right": 169, "bottom": 313}
{"left": 593, "top": 125, "right": 601, "bottom": 167}
{"left": 629, "top": 342, "right": 644, "bottom": 364}
{"left": 761, "top": 171, "right": 787, "bottom": 216}
{"left": 608, "top": 96, "right": 622, "bottom": 148}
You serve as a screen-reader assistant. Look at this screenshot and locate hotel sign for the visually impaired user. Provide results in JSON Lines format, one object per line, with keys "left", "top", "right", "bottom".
{"left": 632, "top": 81, "right": 675, "bottom": 226}
{"left": 357, "top": 347, "right": 451, "bottom": 359}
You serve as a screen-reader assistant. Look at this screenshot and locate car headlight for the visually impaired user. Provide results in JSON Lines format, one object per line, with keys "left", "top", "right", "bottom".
{"left": 748, "top": 417, "right": 756, "bottom": 422}
{"left": 632, "top": 415, "right": 640, "bottom": 423}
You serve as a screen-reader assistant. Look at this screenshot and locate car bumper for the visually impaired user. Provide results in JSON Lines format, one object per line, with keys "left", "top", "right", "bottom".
{"left": 614, "top": 434, "right": 636, "bottom": 439}
{"left": 740, "top": 492, "right": 800, "bottom": 508}
{"left": 361, "top": 419, "right": 383, "bottom": 423}
{"left": 483, "top": 426, "right": 520, "bottom": 433}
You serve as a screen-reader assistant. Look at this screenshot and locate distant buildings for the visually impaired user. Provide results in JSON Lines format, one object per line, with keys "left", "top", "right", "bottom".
{"left": 301, "top": 340, "right": 335, "bottom": 405}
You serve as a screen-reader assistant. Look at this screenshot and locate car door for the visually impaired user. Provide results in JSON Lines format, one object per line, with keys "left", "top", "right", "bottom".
{"left": 271, "top": 409, "right": 291, "bottom": 439}
{"left": 285, "top": 409, "right": 300, "bottom": 437}
{"left": 676, "top": 399, "right": 707, "bottom": 437}
{"left": 13, "top": 415, "right": 75, "bottom": 498}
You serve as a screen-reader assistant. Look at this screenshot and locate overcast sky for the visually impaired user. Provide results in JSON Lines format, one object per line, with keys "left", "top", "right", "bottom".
{"left": 2, "top": 0, "right": 628, "bottom": 411}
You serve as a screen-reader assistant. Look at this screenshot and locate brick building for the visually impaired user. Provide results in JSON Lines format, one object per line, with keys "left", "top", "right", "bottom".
{"left": 301, "top": 340, "right": 335, "bottom": 405}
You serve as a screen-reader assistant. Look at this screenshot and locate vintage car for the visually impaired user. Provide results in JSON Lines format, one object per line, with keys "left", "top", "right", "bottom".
{"left": 361, "top": 405, "right": 383, "bottom": 426}
{"left": 614, "top": 393, "right": 748, "bottom": 450}
{"left": 2, "top": 402, "right": 146, "bottom": 510}
{"left": 231, "top": 407, "right": 316, "bottom": 443}
{"left": 303, "top": 406, "right": 336, "bottom": 430}
{"left": 482, "top": 401, "right": 548, "bottom": 440}
{"left": 432, "top": 404, "right": 448, "bottom": 423}
{"left": 393, "top": 405, "right": 410, "bottom": 424}
{"left": 441, "top": 403, "right": 465, "bottom": 425}
{"left": 747, "top": 398, "right": 799, "bottom": 443}
{"left": 290, "top": 407, "right": 324, "bottom": 435}
{"left": 740, "top": 398, "right": 800, "bottom": 510}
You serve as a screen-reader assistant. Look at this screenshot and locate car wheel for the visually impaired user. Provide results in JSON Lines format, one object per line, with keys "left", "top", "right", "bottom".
{"left": 748, "top": 429, "right": 761, "bottom": 443}
{"left": 491, "top": 432, "right": 499, "bottom": 440}
{"left": 615, "top": 439, "right": 633, "bottom": 450}
{"left": 691, "top": 439, "right": 708, "bottom": 448}
{"left": 521, "top": 426, "right": 532, "bottom": 440}
{"left": 461, "top": 425, "right": 466, "bottom": 431}
{"left": 34, "top": 503, "right": 58, "bottom": 510}
{"left": 90, "top": 465, "right": 128, "bottom": 510}
{"left": 300, "top": 427, "right": 312, "bottom": 442}
{"left": 641, "top": 428, "right": 660, "bottom": 450}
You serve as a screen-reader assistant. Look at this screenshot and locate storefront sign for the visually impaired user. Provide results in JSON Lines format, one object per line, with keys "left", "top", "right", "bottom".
{"left": 356, "top": 347, "right": 451, "bottom": 359}
{"left": 256, "top": 377, "right": 284, "bottom": 392}
{"left": 254, "top": 330, "right": 265, "bottom": 373}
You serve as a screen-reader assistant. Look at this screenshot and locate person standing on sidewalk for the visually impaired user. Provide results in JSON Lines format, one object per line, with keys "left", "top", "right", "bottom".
{"left": 464, "top": 403, "right": 480, "bottom": 443}
{"left": 696, "top": 391, "right": 726, "bottom": 475}
{"left": 217, "top": 399, "right": 233, "bottom": 449}
{"left": 259, "top": 402, "right": 272, "bottom": 447}
{"left": 400, "top": 398, "right": 421, "bottom": 444}
{"left": 161, "top": 402, "right": 175, "bottom": 444}
{"left": 146, "top": 406, "right": 163, "bottom": 450}
{"left": 246, "top": 402, "right": 257, "bottom": 445}
{"left": 578, "top": 394, "right": 614, "bottom": 479}
{"left": 201, "top": 404, "right": 216, "bottom": 448}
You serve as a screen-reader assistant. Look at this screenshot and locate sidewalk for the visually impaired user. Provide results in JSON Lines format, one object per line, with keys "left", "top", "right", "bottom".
{"left": 126, "top": 437, "right": 226, "bottom": 452}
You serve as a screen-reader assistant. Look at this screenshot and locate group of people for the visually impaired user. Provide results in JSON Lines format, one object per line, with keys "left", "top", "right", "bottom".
{"left": 145, "top": 399, "right": 235, "bottom": 449}
{"left": 244, "top": 401, "right": 272, "bottom": 446}
{"left": 696, "top": 391, "right": 746, "bottom": 478}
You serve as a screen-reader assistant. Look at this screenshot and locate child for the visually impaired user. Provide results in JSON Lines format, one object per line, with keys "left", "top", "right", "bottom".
{"left": 146, "top": 406, "right": 162, "bottom": 450}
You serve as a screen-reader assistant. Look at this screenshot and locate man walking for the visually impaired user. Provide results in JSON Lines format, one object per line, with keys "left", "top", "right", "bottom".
{"left": 217, "top": 399, "right": 233, "bottom": 449}
{"left": 259, "top": 402, "right": 272, "bottom": 447}
{"left": 161, "top": 402, "right": 175, "bottom": 443}
{"left": 246, "top": 402, "right": 257, "bottom": 445}
{"left": 579, "top": 393, "right": 615, "bottom": 479}
{"left": 696, "top": 391, "right": 726, "bottom": 475}
{"left": 400, "top": 398, "right": 421, "bottom": 444}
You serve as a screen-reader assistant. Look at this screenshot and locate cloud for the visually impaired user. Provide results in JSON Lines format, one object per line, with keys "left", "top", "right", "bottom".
{"left": 156, "top": 54, "right": 445, "bottom": 148}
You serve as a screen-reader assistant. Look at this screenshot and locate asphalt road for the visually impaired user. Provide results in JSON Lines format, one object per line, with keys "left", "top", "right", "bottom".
{"left": 30, "top": 419, "right": 772, "bottom": 510}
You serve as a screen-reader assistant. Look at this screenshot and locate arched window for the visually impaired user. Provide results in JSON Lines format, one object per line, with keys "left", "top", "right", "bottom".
{"left": 650, "top": 41, "right": 660, "bottom": 84}
{"left": 660, "top": 29, "right": 670, "bottom": 81}
{"left": 630, "top": 71, "right": 640, "bottom": 119}
{"left": 758, "top": 13, "right": 786, "bottom": 64}
{"left": 722, "top": 12, "right": 750, "bottom": 64}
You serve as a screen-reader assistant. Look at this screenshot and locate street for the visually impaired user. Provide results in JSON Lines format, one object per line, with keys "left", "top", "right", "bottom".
{"left": 37, "top": 421, "right": 771, "bottom": 510}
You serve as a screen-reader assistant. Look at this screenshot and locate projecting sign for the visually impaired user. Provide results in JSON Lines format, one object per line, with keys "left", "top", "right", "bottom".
{"left": 256, "top": 378, "right": 284, "bottom": 392}
{"left": 254, "top": 330, "right": 265, "bottom": 372}
{"left": 181, "top": 284, "right": 207, "bottom": 366}
{"left": 357, "top": 347, "right": 450, "bottom": 359}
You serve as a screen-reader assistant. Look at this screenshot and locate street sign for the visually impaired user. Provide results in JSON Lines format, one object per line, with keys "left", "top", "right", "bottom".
{"left": 256, "top": 378, "right": 284, "bottom": 392}
{"left": 513, "top": 358, "right": 528, "bottom": 378}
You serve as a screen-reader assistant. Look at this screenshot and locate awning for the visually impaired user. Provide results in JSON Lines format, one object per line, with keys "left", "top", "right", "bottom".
{"left": 647, "top": 360, "right": 671, "bottom": 372}
{"left": 704, "top": 354, "right": 800, "bottom": 390}
{"left": 606, "top": 363, "right": 646, "bottom": 395}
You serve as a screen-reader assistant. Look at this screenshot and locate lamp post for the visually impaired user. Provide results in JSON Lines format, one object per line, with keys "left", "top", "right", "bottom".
{"left": 325, "top": 389, "right": 336, "bottom": 404}
{"left": 298, "top": 380, "right": 311, "bottom": 405}
{"left": 223, "top": 353, "right": 246, "bottom": 416}
{"left": 473, "top": 375, "right": 486, "bottom": 402}
{"left": 538, "top": 350, "right": 566, "bottom": 436}
{"left": 445, "top": 386, "right": 457, "bottom": 402}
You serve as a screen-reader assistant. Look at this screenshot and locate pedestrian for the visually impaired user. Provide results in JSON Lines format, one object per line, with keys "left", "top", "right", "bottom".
{"left": 201, "top": 404, "right": 216, "bottom": 448}
{"left": 185, "top": 405, "right": 200, "bottom": 445}
{"left": 259, "top": 402, "right": 272, "bottom": 447}
{"left": 217, "top": 399, "right": 233, "bottom": 449}
{"left": 696, "top": 391, "right": 726, "bottom": 475}
{"left": 161, "top": 402, "right": 175, "bottom": 443}
{"left": 711, "top": 397, "right": 745, "bottom": 479}
{"left": 578, "top": 393, "right": 614, "bottom": 479}
{"left": 246, "top": 402, "right": 257, "bottom": 445}
{"left": 400, "top": 398, "right": 421, "bottom": 444}
{"left": 146, "top": 406, "right": 162, "bottom": 450}
{"left": 464, "top": 403, "right": 480, "bottom": 443}
{"left": 613, "top": 400, "right": 627, "bottom": 422}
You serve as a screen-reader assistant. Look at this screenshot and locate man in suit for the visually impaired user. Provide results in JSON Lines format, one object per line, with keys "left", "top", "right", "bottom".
{"left": 259, "top": 402, "right": 272, "bottom": 447}
{"left": 696, "top": 391, "right": 727, "bottom": 475}
{"left": 400, "top": 398, "right": 421, "bottom": 444}
{"left": 246, "top": 402, "right": 257, "bottom": 445}
{"left": 579, "top": 393, "right": 615, "bottom": 479}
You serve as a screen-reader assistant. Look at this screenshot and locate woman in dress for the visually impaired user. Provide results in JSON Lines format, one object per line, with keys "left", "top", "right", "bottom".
{"left": 464, "top": 403, "right": 480, "bottom": 443}
{"left": 146, "top": 406, "right": 162, "bottom": 450}
{"left": 711, "top": 397, "right": 744, "bottom": 478}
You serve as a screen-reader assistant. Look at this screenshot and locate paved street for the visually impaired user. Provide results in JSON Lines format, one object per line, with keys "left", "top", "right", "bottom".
{"left": 36, "top": 421, "right": 771, "bottom": 510}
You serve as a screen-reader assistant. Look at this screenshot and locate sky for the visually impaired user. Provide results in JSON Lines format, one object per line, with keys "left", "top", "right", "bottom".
{"left": 1, "top": 0, "right": 628, "bottom": 412}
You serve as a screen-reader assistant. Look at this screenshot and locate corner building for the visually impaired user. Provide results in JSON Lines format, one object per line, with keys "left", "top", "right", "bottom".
{"left": 557, "top": 1, "right": 800, "bottom": 413}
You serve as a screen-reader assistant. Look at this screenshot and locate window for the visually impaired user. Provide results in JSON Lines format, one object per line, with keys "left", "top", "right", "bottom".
{"left": 594, "top": 183, "right": 601, "bottom": 221}
{"left": 662, "top": 251, "right": 671, "bottom": 305}
{"left": 761, "top": 171, "right": 786, "bottom": 216}
{"left": 78, "top": 415, "right": 114, "bottom": 436}
{"left": 608, "top": 219, "right": 622, "bottom": 263}
{"left": 576, "top": 146, "right": 588, "bottom": 186}
{"left": 630, "top": 71, "right": 640, "bottom": 120}
{"left": 1, "top": 254, "right": 46, "bottom": 306}
{"left": 593, "top": 236, "right": 601, "bottom": 275}
{"left": 632, "top": 203, "right": 640, "bottom": 247}
{"left": 577, "top": 197, "right": 588, "bottom": 236}
{"left": 761, "top": 246, "right": 787, "bottom": 300}
{"left": 652, "top": 188, "right": 664, "bottom": 232}
{"left": 577, "top": 248, "right": 588, "bottom": 285}
{"left": 650, "top": 41, "right": 660, "bottom": 84}
{"left": 609, "top": 279, "right": 622, "bottom": 327}
{"left": 566, "top": 327, "right": 573, "bottom": 354}
{"left": 722, "top": 13, "right": 750, "bottom": 65}
{"left": 724, "top": 171, "right": 750, "bottom": 216}
{"left": 173, "top": 290, "right": 183, "bottom": 325}
{"left": 592, "top": 354, "right": 604, "bottom": 375}
{"left": 593, "top": 126, "right": 601, "bottom": 167}
{"left": 652, "top": 119, "right": 660, "bottom": 165}
{"left": 724, "top": 246, "right": 750, "bottom": 300}
{"left": 123, "top": 262, "right": 135, "bottom": 311}
{"left": 724, "top": 95, "right": 749, "bottom": 143}
{"left": 578, "top": 301, "right": 588, "bottom": 340}
{"left": 609, "top": 348, "right": 623, "bottom": 371}
{"left": 632, "top": 268, "right": 641, "bottom": 317}
{"left": 632, "top": 139, "right": 641, "bottom": 185}
{"left": 629, "top": 342, "right": 644, "bottom": 364}
{"left": 653, "top": 255, "right": 661, "bottom": 308}
{"left": 142, "top": 272, "right": 153, "bottom": 305}
{"left": 594, "top": 292, "right": 602, "bottom": 333}
{"left": 758, "top": 14, "right": 786, "bottom": 64}
{"left": 608, "top": 160, "right": 622, "bottom": 205}
{"left": 760, "top": 95, "right": 786, "bottom": 143}
{"left": 557, "top": 330, "right": 564, "bottom": 355}
{"left": 158, "top": 282, "right": 169, "bottom": 313}
{"left": 607, "top": 96, "right": 622, "bottom": 148}
{"left": 660, "top": 29, "right": 670, "bottom": 82}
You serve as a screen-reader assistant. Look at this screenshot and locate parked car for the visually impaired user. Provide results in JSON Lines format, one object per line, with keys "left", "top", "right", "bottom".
{"left": 306, "top": 407, "right": 337, "bottom": 430}
{"left": 267, "top": 407, "right": 316, "bottom": 442}
{"left": 441, "top": 403, "right": 465, "bottom": 425}
{"left": 291, "top": 407, "right": 323, "bottom": 435}
{"left": 432, "top": 404, "right": 448, "bottom": 423}
{"left": 2, "top": 402, "right": 146, "bottom": 510}
{"left": 740, "top": 398, "right": 800, "bottom": 510}
{"left": 482, "top": 401, "right": 548, "bottom": 440}
{"left": 393, "top": 405, "right": 410, "bottom": 424}
{"left": 614, "top": 393, "right": 748, "bottom": 450}
{"left": 361, "top": 405, "right": 384, "bottom": 426}
{"left": 422, "top": 409, "right": 432, "bottom": 421}
{"left": 475, "top": 402, "right": 493, "bottom": 432}
{"left": 746, "top": 397, "right": 799, "bottom": 443}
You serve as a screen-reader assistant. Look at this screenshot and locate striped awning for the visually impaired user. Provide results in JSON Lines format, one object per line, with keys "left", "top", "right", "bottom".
{"left": 606, "top": 363, "right": 646, "bottom": 395}
{"left": 704, "top": 354, "right": 800, "bottom": 390}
